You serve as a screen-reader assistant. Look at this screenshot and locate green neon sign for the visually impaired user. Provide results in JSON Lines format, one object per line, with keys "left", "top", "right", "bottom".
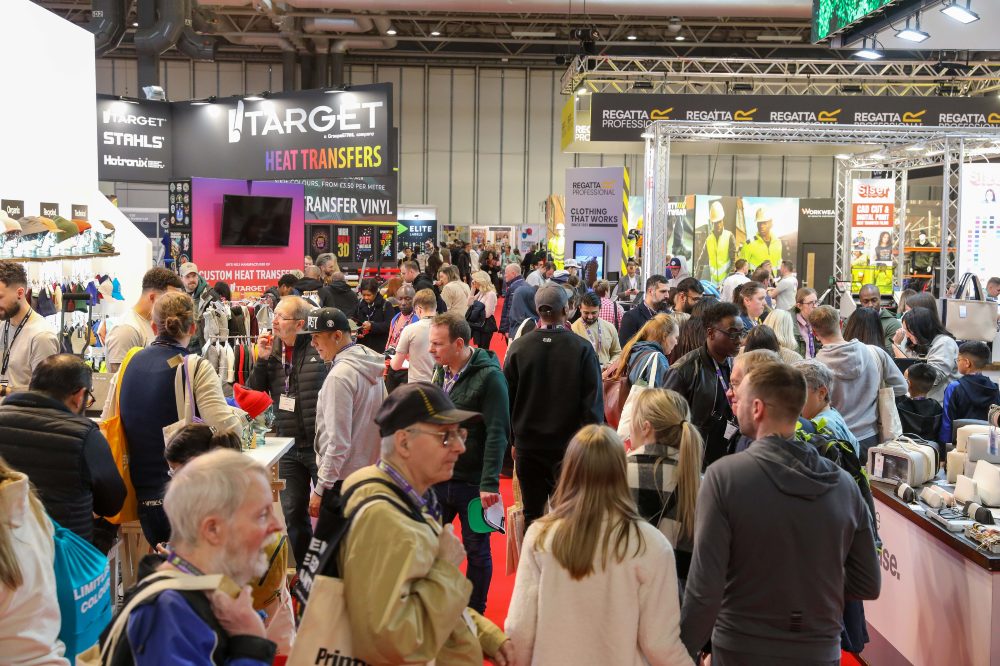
{"left": 812, "top": 0, "right": 899, "bottom": 42}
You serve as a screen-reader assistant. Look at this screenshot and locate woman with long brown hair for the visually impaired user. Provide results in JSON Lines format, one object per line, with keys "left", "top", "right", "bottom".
{"left": 506, "top": 425, "right": 692, "bottom": 666}
{"left": 611, "top": 313, "right": 679, "bottom": 388}
{"left": 626, "top": 389, "right": 703, "bottom": 587}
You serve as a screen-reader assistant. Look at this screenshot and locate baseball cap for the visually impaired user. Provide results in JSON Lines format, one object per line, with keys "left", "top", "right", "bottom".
{"left": 52, "top": 216, "right": 80, "bottom": 243}
{"left": 299, "top": 307, "right": 356, "bottom": 335}
{"left": 0, "top": 212, "right": 20, "bottom": 233}
{"left": 669, "top": 257, "right": 682, "bottom": 268}
{"left": 564, "top": 258, "right": 580, "bottom": 269}
{"left": 179, "top": 262, "right": 198, "bottom": 276}
{"left": 374, "top": 382, "right": 481, "bottom": 437}
{"left": 534, "top": 283, "right": 568, "bottom": 314}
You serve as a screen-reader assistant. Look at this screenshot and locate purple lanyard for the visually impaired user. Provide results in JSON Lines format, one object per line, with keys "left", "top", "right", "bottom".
{"left": 714, "top": 360, "right": 733, "bottom": 407}
{"left": 585, "top": 323, "right": 603, "bottom": 355}
{"left": 377, "top": 460, "right": 441, "bottom": 521}
{"left": 165, "top": 547, "right": 204, "bottom": 575}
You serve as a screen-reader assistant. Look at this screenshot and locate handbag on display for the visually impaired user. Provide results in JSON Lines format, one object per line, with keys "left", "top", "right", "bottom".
{"left": 98, "top": 346, "right": 142, "bottom": 525}
{"left": 942, "top": 272, "right": 999, "bottom": 342}
{"left": 52, "top": 520, "right": 112, "bottom": 663}
{"left": 162, "top": 355, "right": 206, "bottom": 446}
{"left": 865, "top": 344, "right": 902, "bottom": 444}
{"left": 616, "top": 351, "right": 661, "bottom": 447}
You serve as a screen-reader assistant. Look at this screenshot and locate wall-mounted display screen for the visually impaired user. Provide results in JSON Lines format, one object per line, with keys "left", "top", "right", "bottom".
{"left": 220, "top": 194, "right": 293, "bottom": 247}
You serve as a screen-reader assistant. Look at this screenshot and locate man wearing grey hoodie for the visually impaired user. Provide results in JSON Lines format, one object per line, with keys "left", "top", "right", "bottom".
{"left": 304, "top": 307, "right": 387, "bottom": 517}
{"left": 681, "top": 362, "right": 881, "bottom": 665}
{"left": 810, "top": 305, "right": 906, "bottom": 457}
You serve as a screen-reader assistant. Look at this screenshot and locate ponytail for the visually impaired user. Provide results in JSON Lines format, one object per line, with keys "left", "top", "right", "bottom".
{"left": 675, "top": 421, "right": 703, "bottom": 542}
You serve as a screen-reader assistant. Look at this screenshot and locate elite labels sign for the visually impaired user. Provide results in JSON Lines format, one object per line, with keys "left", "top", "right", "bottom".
{"left": 590, "top": 93, "right": 1000, "bottom": 143}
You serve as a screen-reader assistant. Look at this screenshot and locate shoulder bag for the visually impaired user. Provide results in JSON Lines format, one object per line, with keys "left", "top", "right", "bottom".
{"left": 866, "top": 344, "right": 902, "bottom": 443}
{"left": 98, "top": 346, "right": 142, "bottom": 525}
{"left": 52, "top": 520, "right": 112, "bottom": 663}
{"left": 602, "top": 359, "right": 630, "bottom": 429}
{"left": 617, "top": 351, "right": 660, "bottom": 448}
{"left": 162, "top": 355, "right": 206, "bottom": 446}
{"left": 942, "top": 272, "right": 999, "bottom": 342}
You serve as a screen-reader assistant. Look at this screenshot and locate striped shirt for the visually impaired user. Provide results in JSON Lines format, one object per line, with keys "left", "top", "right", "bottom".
{"left": 626, "top": 443, "right": 693, "bottom": 576}
{"left": 599, "top": 297, "right": 624, "bottom": 328}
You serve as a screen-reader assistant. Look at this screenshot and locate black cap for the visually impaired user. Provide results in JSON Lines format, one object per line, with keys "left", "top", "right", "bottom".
{"left": 299, "top": 307, "right": 355, "bottom": 335}
{"left": 374, "top": 382, "right": 481, "bottom": 437}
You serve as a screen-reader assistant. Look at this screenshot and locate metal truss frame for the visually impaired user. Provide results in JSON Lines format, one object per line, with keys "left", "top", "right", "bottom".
{"left": 564, "top": 56, "right": 1000, "bottom": 97}
{"left": 642, "top": 121, "right": 1000, "bottom": 302}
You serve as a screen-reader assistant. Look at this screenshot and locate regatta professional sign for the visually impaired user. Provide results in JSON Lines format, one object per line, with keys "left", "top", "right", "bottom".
{"left": 564, "top": 166, "right": 628, "bottom": 276}
{"left": 173, "top": 83, "right": 392, "bottom": 180}
{"left": 97, "top": 96, "right": 172, "bottom": 183}
{"left": 591, "top": 93, "right": 1000, "bottom": 142}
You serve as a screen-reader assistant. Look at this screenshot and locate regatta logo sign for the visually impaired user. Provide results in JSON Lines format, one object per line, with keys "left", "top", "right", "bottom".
{"left": 853, "top": 110, "right": 926, "bottom": 125}
{"left": 571, "top": 180, "right": 616, "bottom": 196}
{"left": 227, "top": 98, "right": 385, "bottom": 143}
{"left": 685, "top": 108, "right": 757, "bottom": 121}
{"left": 771, "top": 109, "right": 841, "bottom": 123}
{"left": 939, "top": 112, "right": 1000, "bottom": 127}
{"left": 650, "top": 107, "right": 673, "bottom": 120}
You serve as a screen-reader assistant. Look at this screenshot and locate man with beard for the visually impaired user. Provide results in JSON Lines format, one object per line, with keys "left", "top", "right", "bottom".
{"left": 618, "top": 274, "right": 669, "bottom": 346}
{"left": 0, "top": 261, "right": 58, "bottom": 394}
{"left": 102, "top": 450, "right": 281, "bottom": 665}
{"left": 179, "top": 262, "right": 220, "bottom": 353}
{"left": 0, "top": 354, "right": 125, "bottom": 547}
{"left": 315, "top": 252, "right": 340, "bottom": 285}
{"left": 673, "top": 277, "right": 706, "bottom": 315}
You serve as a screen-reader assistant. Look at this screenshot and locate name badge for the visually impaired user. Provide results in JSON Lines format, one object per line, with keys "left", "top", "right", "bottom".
{"left": 724, "top": 421, "right": 739, "bottom": 440}
{"left": 279, "top": 394, "right": 296, "bottom": 412}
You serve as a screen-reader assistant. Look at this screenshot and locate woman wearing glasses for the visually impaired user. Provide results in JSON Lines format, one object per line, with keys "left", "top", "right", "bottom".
{"left": 790, "top": 287, "right": 820, "bottom": 358}
{"left": 104, "top": 291, "right": 242, "bottom": 547}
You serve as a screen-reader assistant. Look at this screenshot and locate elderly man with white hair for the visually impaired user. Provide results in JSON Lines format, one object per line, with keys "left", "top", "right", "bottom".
{"left": 336, "top": 382, "right": 515, "bottom": 665}
{"left": 100, "top": 449, "right": 282, "bottom": 665}
{"left": 794, "top": 359, "right": 861, "bottom": 456}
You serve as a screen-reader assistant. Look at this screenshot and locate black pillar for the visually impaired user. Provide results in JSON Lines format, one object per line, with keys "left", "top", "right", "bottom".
{"left": 136, "top": 0, "right": 159, "bottom": 89}
{"left": 282, "top": 51, "right": 297, "bottom": 91}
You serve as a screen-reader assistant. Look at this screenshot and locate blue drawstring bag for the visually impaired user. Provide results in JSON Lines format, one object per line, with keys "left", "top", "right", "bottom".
{"left": 51, "top": 520, "right": 113, "bottom": 662}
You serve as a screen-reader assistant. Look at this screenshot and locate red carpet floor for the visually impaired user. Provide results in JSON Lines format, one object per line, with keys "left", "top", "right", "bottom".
{"left": 470, "top": 298, "right": 865, "bottom": 666}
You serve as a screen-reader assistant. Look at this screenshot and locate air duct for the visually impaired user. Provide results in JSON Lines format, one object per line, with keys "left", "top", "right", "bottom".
{"left": 135, "top": 0, "right": 185, "bottom": 55}
{"left": 176, "top": 0, "right": 220, "bottom": 61}
{"left": 86, "top": 0, "right": 128, "bottom": 56}
{"left": 331, "top": 16, "right": 397, "bottom": 53}
{"left": 304, "top": 17, "right": 375, "bottom": 33}
{"left": 228, "top": 34, "right": 296, "bottom": 51}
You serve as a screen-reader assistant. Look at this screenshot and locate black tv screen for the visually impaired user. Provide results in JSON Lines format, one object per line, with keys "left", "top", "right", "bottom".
{"left": 219, "top": 194, "right": 293, "bottom": 247}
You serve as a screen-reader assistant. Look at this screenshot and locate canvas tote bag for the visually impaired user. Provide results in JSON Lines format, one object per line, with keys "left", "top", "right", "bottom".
{"left": 617, "top": 351, "right": 660, "bottom": 447}
{"left": 866, "top": 344, "right": 902, "bottom": 443}
{"left": 98, "top": 346, "right": 142, "bottom": 524}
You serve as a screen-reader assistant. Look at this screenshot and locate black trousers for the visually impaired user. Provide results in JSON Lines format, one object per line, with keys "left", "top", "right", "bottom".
{"left": 514, "top": 447, "right": 565, "bottom": 527}
{"left": 280, "top": 446, "right": 318, "bottom": 567}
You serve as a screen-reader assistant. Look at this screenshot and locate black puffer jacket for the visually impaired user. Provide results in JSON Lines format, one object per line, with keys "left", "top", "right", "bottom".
{"left": 320, "top": 280, "right": 359, "bottom": 314}
{"left": 0, "top": 391, "right": 126, "bottom": 544}
{"left": 247, "top": 335, "right": 330, "bottom": 449}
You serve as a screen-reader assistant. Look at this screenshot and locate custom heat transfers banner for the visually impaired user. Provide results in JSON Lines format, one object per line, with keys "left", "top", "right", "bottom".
{"left": 565, "top": 167, "right": 628, "bottom": 276}
{"left": 959, "top": 163, "right": 1000, "bottom": 286}
{"left": 850, "top": 178, "right": 895, "bottom": 293}
{"left": 173, "top": 83, "right": 391, "bottom": 180}
{"left": 96, "top": 96, "right": 172, "bottom": 182}
{"left": 288, "top": 177, "right": 397, "bottom": 222}
{"left": 591, "top": 93, "right": 1000, "bottom": 142}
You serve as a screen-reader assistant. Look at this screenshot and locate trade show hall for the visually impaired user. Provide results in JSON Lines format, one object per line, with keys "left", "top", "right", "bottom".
{"left": 4, "top": 0, "right": 1000, "bottom": 665}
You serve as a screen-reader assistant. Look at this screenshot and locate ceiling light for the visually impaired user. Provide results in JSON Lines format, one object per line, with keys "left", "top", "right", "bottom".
{"left": 835, "top": 153, "right": 851, "bottom": 160}
{"left": 576, "top": 84, "right": 589, "bottom": 96}
{"left": 896, "top": 15, "right": 929, "bottom": 43}
{"left": 386, "top": 27, "right": 397, "bottom": 35}
{"left": 854, "top": 38, "right": 883, "bottom": 60}
{"left": 632, "top": 81, "right": 654, "bottom": 90}
{"left": 132, "top": 22, "right": 138, "bottom": 27}
{"left": 430, "top": 30, "right": 441, "bottom": 36}
{"left": 244, "top": 94, "right": 265, "bottom": 101}
{"left": 191, "top": 100, "right": 209, "bottom": 106}
{"left": 511, "top": 30, "right": 556, "bottom": 38}
{"left": 941, "top": 1, "right": 980, "bottom": 24}
{"left": 675, "top": 35, "right": 685, "bottom": 41}
{"left": 626, "top": 34, "right": 637, "bottom": 41}
{"left": 756, "top": 34, "right": 804, "bottom": 42}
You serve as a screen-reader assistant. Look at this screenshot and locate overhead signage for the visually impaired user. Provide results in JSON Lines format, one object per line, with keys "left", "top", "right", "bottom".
{"left": 96, "top": 96, "right": 172, "bottom": 183}
{"left": 173, "top": 83, "right": 392, "bottom": 180}
{"left": 286, "top": 177, "right": 397, "bottom": 223}
{"left": 590, "top": 93, "right": 1000, "bottom": 142}
{"left": 812, "top": 0, "right": 898, "bottom": 42}
{"left": 564, "top": 166, "right": 628, "bottom": 277}
{"left": 850, "top": 178, "right": 896, "bottom": 292}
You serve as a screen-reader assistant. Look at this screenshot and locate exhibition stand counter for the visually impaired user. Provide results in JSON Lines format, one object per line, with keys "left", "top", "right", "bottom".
{"left": 865, "top": 479, "right": 1000, "bottom": 665}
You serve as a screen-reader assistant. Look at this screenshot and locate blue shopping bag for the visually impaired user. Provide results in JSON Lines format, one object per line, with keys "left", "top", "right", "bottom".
{"left": 51, "top": 520, "right": 112, "bottom": 662}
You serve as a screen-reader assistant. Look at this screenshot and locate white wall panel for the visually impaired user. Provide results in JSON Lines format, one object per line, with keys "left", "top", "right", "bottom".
{"left": 759, "top": 157, "right": 784, "bottom": 196}
{"left": 450, "top": 69, "right": 477, "bottom": 225}
{"left": 193, "top": 61, "right": 216, "bottom": 99}
{"left": 499, "top": 70, "right": 527, "bottom": 226}
{"left": 399, "top": 67, "right": 426, "bottom": 206}
{"left": 96, "top": 60, "right": 114, "bottom": 96}
{"left": 217, "top": 62, "right": 243, "bottom": 97}
{"left": 475, "top": 70, "right": 502, "bottom": 225}
{"left": 245, "top": 63, "right": 274, "bottom": 97}
{"left": 426, "top": 69, "right": 453, "bottom": 219}
{"left": 164, "top": 61, "right": 192, "bottom": 99}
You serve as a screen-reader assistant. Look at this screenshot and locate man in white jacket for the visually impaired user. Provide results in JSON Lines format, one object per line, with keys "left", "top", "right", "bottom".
{"left": 305, "top": 307, "right": 387, "bottom": 516}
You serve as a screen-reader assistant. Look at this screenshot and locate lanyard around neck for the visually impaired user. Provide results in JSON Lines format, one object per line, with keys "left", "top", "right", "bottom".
{"left": 1, "top": 313, "right": 30, "bottom": 377}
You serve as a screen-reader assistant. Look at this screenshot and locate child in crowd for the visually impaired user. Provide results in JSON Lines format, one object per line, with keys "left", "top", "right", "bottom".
{"left": 940, "top": 341, "right": 1000, "bottom": 445}
{"left": 895, "top": 363, "right": 944, "bottom": 455}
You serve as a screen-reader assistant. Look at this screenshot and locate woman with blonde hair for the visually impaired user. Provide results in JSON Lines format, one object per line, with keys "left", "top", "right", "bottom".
{"left": 626, "top": 389, "right": 703, "bottom": 586}
{"left": 468, "top": 270, "right": 498, "bottom": 348}
{"left": 762, "top": 308, "right": 804, "bottom": 363}
{"left": 611, "top": 314, "right": 679, "bottom": 388}
{"left": 0, "top": 455, "right": 69, "bottom": 665}
{"left": 506, "top": 425, "right": 692, "bottom": 666}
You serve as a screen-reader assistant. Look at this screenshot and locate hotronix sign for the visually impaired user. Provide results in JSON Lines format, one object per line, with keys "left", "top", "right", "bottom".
{"left": 96, "top": 97, "right": 172, "bottom": 182}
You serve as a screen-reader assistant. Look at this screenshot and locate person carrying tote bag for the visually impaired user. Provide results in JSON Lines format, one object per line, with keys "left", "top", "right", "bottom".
{"left": 866, "top": 344, "right": 903, "bottom": 445}
{"left": 98, "top": 346, "right": 142, "bottom": 525}
{"left": 51, "top": 520, "right": 112, "bottom": 663}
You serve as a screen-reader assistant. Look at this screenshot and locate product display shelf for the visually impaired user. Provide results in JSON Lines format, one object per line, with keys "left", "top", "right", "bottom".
{"left": 6, "top": 252, "right": 120, "bottom": 263}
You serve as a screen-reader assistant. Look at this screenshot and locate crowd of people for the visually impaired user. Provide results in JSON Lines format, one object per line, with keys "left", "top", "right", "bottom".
{"left": 1, "top": 245, "right": 999, "bottom": 666}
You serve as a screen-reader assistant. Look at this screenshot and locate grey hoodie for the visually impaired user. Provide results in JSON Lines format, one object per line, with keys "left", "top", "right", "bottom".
{"left": 314, "top": 343, "right": 387, "bottom": 494}
{"left": 680, "top": 436, "right": 880, "bottom": 662}
{"left": 816, "top": 339, "right": 907, "bottom": 441}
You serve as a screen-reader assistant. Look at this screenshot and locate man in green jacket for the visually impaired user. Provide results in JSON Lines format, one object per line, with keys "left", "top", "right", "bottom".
{"left": 859, "top": 283, "right": 901, "bottom": 353}
{"left": 428, "top": 311, "right": 511, "bottom": 614}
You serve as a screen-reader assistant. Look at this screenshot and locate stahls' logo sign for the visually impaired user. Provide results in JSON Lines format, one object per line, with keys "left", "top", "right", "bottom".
{"left": 227, "top": 98, "right": 385, "bottom": 144}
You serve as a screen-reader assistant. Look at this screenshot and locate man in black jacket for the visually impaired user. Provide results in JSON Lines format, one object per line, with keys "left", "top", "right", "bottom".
{"left": 248, "top": 295, "right": 330, "bottom": 564}
{"left": 352, "top": 277, "right": 396, "bottom": 352}
{"left": 320, "top": 271, "right": 359, "bottom": 313}
{"left": 454, "top": 242, "right": 473, "bottom": 284}
{"left": 504, "top": 284, "right": 603, "bottom": 525}
{"left": 618, "top": 274, "right": 669, "bottom": 345}
{"left": 402, "top": 260, "right": 445, "bottom": 313}
{"left": 665, "top": 300, "right": 745, "bottom": 468}
{"left": 294, "top": 266, "right": 325, "bottom": 306}
{"left": 0, "top": 354, "right": 125, "bottom": 547}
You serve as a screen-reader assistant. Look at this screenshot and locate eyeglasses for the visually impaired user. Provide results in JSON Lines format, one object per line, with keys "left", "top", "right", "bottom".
{"left": 798, "top": 299, "right": 818, "bottom": 306}
{"left": 273, "top": 314, "right": 303, "bottom": 322}
{"left": 406, "top": 427, "right": 468, "bottom": 447}
{"left": 84, "top": 389, "right": 96, "bottom": 409}
{"left": 718, "top": 327, "right": 748, "bottom": 341}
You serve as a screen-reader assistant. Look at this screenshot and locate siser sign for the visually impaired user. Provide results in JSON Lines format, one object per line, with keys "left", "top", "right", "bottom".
{"left": 96, "top": 96, "right": 172, "bottom": 182}
{"left": 591, "top": 93, "right": 1000, "bottom": 142}
{"left": 173, "top": 83, "right": 392, "bottom": 180}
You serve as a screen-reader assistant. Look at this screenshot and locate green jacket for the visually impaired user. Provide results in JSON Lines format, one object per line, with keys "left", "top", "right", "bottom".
{"left": 432, "top": 348, "right": 510, "bottom": 492}
{"left": 879, "top": 307, "right": 901, "bottom": 353}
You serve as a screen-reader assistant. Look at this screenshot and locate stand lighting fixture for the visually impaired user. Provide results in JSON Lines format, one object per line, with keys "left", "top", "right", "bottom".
{"left": 576, "top": 84, "right": 590, "bottom": 96}
{"left": 854, "top": 38, "right": 883, "bottom": 59}
{"left": 941, "top": 1, "right": 980, "bottom": 24}
{"left": 675, "top": 35, "right": 686, "bottom": 41}
{"left": 626, "top": 34, "right": 637, "bottom": 40}
{"left": 896, "top": 14, "right": 930, "bottom": 43}
{"left": 244, "top": 92, "right": 270, "bottom": 101}
{"left": 386, "top": 27, "right": 397, "bottom": 35}
{"left": 835, "top": 153, "right": 851, "bottom": 160}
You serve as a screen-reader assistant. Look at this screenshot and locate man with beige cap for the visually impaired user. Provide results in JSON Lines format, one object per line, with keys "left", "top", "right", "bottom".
{"left": 705, "top": 199, "right": 735, "bottom": 284}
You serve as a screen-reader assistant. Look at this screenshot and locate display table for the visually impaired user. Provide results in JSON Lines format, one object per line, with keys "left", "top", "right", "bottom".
{"left": 864, "top": 481, "right": 1000, "bottom": 665}
{"left": 245, "top": 435, "right": 294, "bottom": 470}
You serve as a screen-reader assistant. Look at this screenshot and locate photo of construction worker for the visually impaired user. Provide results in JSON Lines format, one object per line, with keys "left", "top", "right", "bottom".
{"left": 739, "top": 197, "right": 798, "bottom": 276}
{"left": 705, "top": 200, "right": 736, "bottom": 284}
{"left": 548, "top": 221, "right": 566, "bottom": 269}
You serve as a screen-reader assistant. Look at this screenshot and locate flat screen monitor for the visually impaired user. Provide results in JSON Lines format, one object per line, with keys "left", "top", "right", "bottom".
{"left": 573, "top": 240, "right": 606, "bottom": 279}
{"left": 220, "top": 194, "right": 293, "bottom": 247}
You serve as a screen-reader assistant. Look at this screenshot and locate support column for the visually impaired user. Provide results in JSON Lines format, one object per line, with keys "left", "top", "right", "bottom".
{"left": 300, "top": 54, "right": 314, "bottom": 91}
{"left": 331, "top": 52, "right": 345, "bottom": 87}
{"left": 136, "top": 0, "right": 159, "bottom": 90}
{"left": 282, "top": 51, "right": 297, "bottom": 91}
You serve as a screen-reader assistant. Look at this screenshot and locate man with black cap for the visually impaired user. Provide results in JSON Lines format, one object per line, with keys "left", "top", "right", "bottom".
{"left": 504, "top": 284, "right": 603, "bottom": 525}
{"left": 336, "top": 382, "right": 513, "bottom": 665}
{"left": 305, "top": 307, "right": 387, "bottom": 518}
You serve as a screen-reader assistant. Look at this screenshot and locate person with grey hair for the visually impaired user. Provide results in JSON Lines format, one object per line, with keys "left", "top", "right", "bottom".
{"left": 100, "top": 449, "right": 281, "bottom": 665}
{"left": 335, "top": 382, "right": 513, "bottom": 664}
{"left": 500, "top": 263, "right": 526, "bottom": 336}
{"left": 794, "top": 359, "right": 861, "bottom": 456}
{"left": 314, "top": 252, "right": 340, "bottom": 285}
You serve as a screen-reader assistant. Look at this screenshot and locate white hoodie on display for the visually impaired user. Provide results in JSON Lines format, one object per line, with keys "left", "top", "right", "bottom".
{"left": 815, "top": 340, "right": 907, "bottom": 441}
{"left": 314, "top": 344, "right": 388, "bottom": 494}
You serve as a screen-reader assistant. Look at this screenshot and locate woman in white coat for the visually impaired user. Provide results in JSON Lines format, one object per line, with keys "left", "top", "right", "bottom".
{"left": 506, "top": 425, "right": 693, "bottom": 666}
